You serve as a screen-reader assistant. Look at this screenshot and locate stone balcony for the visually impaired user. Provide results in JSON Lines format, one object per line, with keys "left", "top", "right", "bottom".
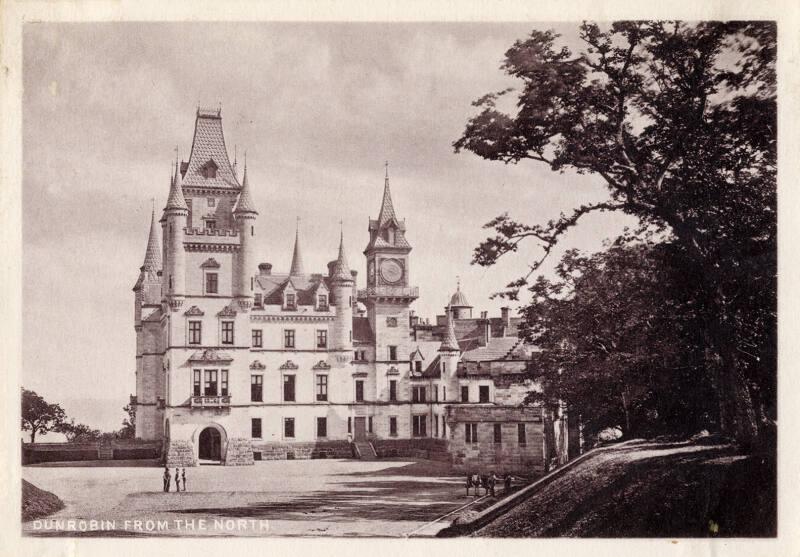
{"left": 190, "top": 395, "right": 231, "bottom": 408}
{"left": 357, "top": 286, "right": 419, "bottom": 302}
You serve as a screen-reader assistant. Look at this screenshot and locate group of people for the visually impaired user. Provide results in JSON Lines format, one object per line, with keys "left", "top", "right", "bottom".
{"left": 465, "top": 471, "right": 515, "bottom": 497}
{"left": 163, "top": 466, "right": 187, "bottom": 492}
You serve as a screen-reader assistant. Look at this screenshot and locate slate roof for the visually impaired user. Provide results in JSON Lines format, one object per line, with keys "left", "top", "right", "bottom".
{"left": 181, "top": 109, "right": 240, "bottom": 189}
{"left": 461, "top": 337, "right": 531, "bottom": 362}
{"left": 233, "top": 166, "right": 257, "bottom": 214}
{"left": 365, "top": 171, "right": 412, "bottom": 252}
{"left": 331, "top": 232, "right": 353, "bottom": 283}
{"left": 440, "top": 306, "right": 460, "bottom": 352}
{"left": 353, "top": 316, "right": 374, "bottom": 343}
{"left": 141, "top": 208, "right": 161, "bottom": 271}
{"left": 289, "top": 227, "right": 304, "bottom": 276}
{"left": 165, "top": 161, "right": 188, "bottom": 211}
{"left": 256, "top": 273, "right": 329, "bottom": 305}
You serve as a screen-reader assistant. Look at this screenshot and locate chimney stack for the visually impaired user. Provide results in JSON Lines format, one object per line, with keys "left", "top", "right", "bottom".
{"left": 258, "top": 262, "right": 272, "bottom": 276}
{"left": 501, "top": 306, "right": 511, "bottom": 336}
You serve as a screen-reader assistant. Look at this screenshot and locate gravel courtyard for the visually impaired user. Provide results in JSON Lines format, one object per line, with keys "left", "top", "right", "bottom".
{"left": 22, "top": 458, "right": 471, "bottom": 537}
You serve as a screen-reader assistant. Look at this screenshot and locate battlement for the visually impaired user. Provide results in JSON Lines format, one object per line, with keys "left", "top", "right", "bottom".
{"left": 185, "top": 227, "right": 239, "bottom": 238}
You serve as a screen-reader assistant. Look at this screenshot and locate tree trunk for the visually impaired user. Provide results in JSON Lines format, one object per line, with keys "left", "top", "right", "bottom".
{"left": 621, "top": 390, "right": 632, "bottom": 437}
{"left": 30, "top": 429, "right": 36, "bottom": 444}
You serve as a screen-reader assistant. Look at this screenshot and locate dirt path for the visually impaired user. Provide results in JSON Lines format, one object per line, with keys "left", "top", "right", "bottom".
{"left": 474, "top": 439, "right": 775, "bottom": 538}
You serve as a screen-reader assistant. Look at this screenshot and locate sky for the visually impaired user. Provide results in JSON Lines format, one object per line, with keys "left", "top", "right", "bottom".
{"left": 22, "top": 22, "right": 638, "bottom": 433}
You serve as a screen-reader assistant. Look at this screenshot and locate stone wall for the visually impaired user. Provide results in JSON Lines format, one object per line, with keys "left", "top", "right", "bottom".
{"left": 165, "top": 440, "right": 196, "bottom": 467}
{"left": 446, "top": 405, "right": 545, "bottom": 475}
{"left": 372, "top": 438, "right": 451, "bottom": 462}
{"left": 251, "top": 440, "right": 353, "bottom": 460}
{"left": 22, "top": 440, "right": 163, "bottom": 465}
{"left": 224, "top": 437, "right": 254, "bottom": 466}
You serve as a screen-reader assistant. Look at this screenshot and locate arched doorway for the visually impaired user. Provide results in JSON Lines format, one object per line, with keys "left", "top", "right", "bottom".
{"left": 198, "top": 427, "right": 222, "bottom": 461}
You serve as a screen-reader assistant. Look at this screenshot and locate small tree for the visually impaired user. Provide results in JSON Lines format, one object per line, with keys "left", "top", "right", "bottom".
{"left": 21, "top": 389, "right": 66, "bottom": 443}
{"left": 56, "top": 419, "right": 102, "bottom": 443}
{"left": 119, "top": 401, "right": 136, "bottom": 439}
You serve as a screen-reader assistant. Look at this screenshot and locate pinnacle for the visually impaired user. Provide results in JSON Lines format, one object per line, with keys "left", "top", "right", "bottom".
{"left": 142, "top": 207, "right": 161, "bottom": 271}
{"left": 377, "top": 166, "right": 397, "bottom": 227}
{"left": 289, "top": 222, "right": 305, "bottom": 276}
{"left": 440, "top": 305, "right": 460, "bottom": 352}
{"left": 331, "top": 230, "right": 353, "bottom": 283}
{"left": 165, "top": 160, "right": 188, "bottom": 211}
{"left": 234, "top": 164, "right": 257, "bottom": 214}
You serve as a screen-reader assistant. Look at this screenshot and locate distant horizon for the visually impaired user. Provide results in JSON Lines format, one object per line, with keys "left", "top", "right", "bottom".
{"left": 22, "top": 22, "right": 637, "bottom": 433}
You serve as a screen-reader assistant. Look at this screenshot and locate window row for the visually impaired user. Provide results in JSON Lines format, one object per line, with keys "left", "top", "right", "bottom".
{"left": 460, "top": 385, "right": 492, "bottom": 403}
{"left": 464, "top": 423, "right": 527, "bottom": 445}
{"left": 251, "top": 416, "right": 326, "bottom": 439}
{"left": 192, "top": 369, "right": 229, "bottom": 396}
{"left": 253, "top": 292, "right": 330, "bottom": 312}
{"left": 188, "top": 320, "right": 234, "bottom": 345}
{"left": 251, "top": 328, "right": 327, "bottom": 349}
{"left": 250, "top": 374, "right": 331, "bottom": 402}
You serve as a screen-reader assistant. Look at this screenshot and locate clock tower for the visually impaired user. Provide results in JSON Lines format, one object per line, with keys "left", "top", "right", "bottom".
{"left": 359, "top": 165, "right": 418, "bottom": 371}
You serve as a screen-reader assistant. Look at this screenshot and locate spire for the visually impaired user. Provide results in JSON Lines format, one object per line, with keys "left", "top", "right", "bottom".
{"left": 440, "top": 304, "right": 460, "bottom": 352}
{"left": 289, "top": 218, "right": 304, "bottom": 276}
{"left": 377, "top": 160, "right": 397, "bottom": 227}
{"left": 331, "top": 228, "right": 353, "bottom": 283}
{"left": 165, "top": 159, "right": 188, "bottom": 211}
{"left": 234, "top": 161, "right": 257, "bottom": 214}
{"left": 142, "top": 203, "right": 161, "bottom": 271}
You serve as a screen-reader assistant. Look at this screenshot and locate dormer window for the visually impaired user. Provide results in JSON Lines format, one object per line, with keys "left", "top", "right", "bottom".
{"left": 388, "top": 227, "right": 395, "bottom": 245}
{"left": 317, "top": 294, "right": 328, "bottom": 311}
{"left": 285, "top": 292, "right": 296, "bottom": 310}
{"left": 201, "top": 160, "right": 218, "bottom": 179}
{"left": 206, "top": 220, "right": 216, "bottom": 230}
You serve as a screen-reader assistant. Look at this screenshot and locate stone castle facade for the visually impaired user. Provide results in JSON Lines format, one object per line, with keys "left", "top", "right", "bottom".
{"left": 133, "top": 108, "right": 574, "bottom": 472}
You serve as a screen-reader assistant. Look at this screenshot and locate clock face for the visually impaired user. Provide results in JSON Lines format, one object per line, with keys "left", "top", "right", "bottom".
{"left": 379, "top": 259, "right": 403, "bottom": 284}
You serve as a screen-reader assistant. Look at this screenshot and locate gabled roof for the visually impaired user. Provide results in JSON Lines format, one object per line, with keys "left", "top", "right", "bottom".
{"left": 256, "top": 273, "right": 329, "bottom": 306}
{"left": 181, "top": 108, "right": 239, "bottom": 189}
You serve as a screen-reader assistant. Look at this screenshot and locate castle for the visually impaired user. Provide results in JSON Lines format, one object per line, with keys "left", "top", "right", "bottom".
{"left": 133, "top": 108, "right": 575, "bottom": 472}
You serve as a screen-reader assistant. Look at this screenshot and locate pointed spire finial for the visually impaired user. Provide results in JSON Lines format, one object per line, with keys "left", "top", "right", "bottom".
{"left": 233, "top": 157, "right": 257, "bottom": 215}
{"left": 440, "top": 303, "right": 460, "bottom": 352}
{"left": 289, "top": 218, "right": 305, "bottom": 276}
{"left": 142, "top": 202, "right": 162, "bottom": 271}
{"left": 165, "top": 156, "right": 188, "bottom": 211}
{"left": 377, "top": 162, "right": 397, "bottom": 227}
{"left": 331, "top": 225, "right": 353, "bottom": 283}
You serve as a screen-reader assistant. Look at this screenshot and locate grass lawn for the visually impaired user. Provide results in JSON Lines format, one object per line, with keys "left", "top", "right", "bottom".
{"left": 474, "top": 438, "right": 776, "bottom": 537}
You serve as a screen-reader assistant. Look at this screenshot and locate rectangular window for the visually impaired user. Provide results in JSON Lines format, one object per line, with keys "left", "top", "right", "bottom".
{"left": 388, "top": 346, "right": 397, "bottom": 361}
{"left": 434, "top": 415, "right": 439, "bottom": 437}
{"left": 317, "top": 294, "right": 328, "bottom": 310}
{"left": 206, "top": 272, "right": 218, "bottom": 294}
{"left": 284, "top": 329, "right": 295, "bottom": 348}
{"left": 251, "top": 375, "right": 263, "bottom": 402}
{"left": 389, "top": 380, "right": 397, "bottom": 402}
{"left": 479, "top": 385, "right": 490, "bottom": 403}
{"left": 254, "top": 293, "right": 263, "bottom": 307}
{"left": 354, "top": 350, "right": 360, "bottom": 361}
{"left": 465, "top": 423, "right": 478, "bottom": 444}
{"left": 221, "top": 321, "right": 234, "bottom": 345}
{"left": 204, "top": 370, "right": 218, "bottom": 396}
{"left": 412, "top": 415, "right": 427, "bottom": 437}
{"left": 412, "top": 386, "right": 426, "bottom": 403}
{"left": 414, "top": 361, "right": 422, "bottom": 372}
{"left": 443, "top": 386, "right": 446, "bottom": 401}
{"left": 316, "top": 375, "right": 328, "bottom": 402}
{"left": 188, "top": 321, "right": 202, "bottom": 345}
{"left": 347, "top": 417, "right": 351, "bottom": 434}
{"left": 283, "top": 375, "right": 296, "bottom": 402}
{"left": 220, "top": 370, "right": 228, "bottom": 396}
{"left": 193, "top": 370, "right": 201, "bottom": 396}
{"left": 252, "top": 329, "right": 263, "bottom": 348}
{"left": 368, "top": 417, "right": 373, "bottom": 433}
{"left": 461, "top": 386, "right": 469, "bottom": 403}
{"left": 442, "top": 361, "right": 447, "bottom": 374}
{"left": 518, "top": 423, "right": 527, "bottom": 445}
{"left": 355, "top": 380, "right": 364, "bottom": 402}
{"left": 206, "top": 220, "right": 216, "bottom": 230}
{"left": 494, "top": 423, "right": 502, "bottom": 444}
{"left": 285, "top": 293, "right": 296, "bottom": 310}
{"left": 432, "top": 387, "right": 439, "bottom": 402}
{"left": 389, "top": 416, "right": 398, "bottom": 437}
{"left": 251, "top": 418, "right": 262, "bottom": 439}
{"left": 316, "top": 330, "right": 328, "bottom": 349}
{"left": 284, "top": 417, "right": 295, "bottom": 438}
{"left": 317, "top": 417, "right": 327, "bottom": 438}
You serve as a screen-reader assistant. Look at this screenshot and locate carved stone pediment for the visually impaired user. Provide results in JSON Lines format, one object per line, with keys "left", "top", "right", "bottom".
{"left": 279, "top": 360, "right": 299, "bottom": 370}
{"left": 201, "top": 257, "right": 221, "bottom": 269}
{"left": 184, "top": 305, "right": 204, "bottom": 316}
{"left": 217, "top": 306, "right": 237, "bottom": 317}
{"left": 189, "top": 349, "right": 233, "bottom": 363}
{"left": 250, "top": 360, "right": 266, "bottom": 370}
{"left": 386, "top": 366, "right": 400, "bottom": 376}
{"left": 312, "top": 360, "right": 331, "bottom": 370}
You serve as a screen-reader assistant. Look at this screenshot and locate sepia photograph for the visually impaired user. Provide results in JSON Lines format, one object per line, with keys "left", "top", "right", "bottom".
{"left": 5, "top": 7, "right": 787, "bottom": 548}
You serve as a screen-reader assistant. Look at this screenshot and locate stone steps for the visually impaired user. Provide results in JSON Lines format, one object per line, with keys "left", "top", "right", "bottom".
{"left": 354, "top": 441, "right": 377, "bottom": 460}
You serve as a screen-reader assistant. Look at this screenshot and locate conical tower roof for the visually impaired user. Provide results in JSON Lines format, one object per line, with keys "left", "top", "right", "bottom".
{"left": 377, "top": 164, "right": 397, "bottom": 227}
{"left": 331, "top": 230, "right": 353, "bottom": 283}
{"left": 289, "top": 222, "right": 304, "bottom": 276}
{"left": 234, "top": 164, "right": 257, "bottom": 214}
{"left": 165, "top": 161, "right": 188, "bottom": 211}
{"left": 440, "top": 304, "right": 460, "bottom": 352}
{"left": 142, "top": 205, "right": 161, "bottom": 271}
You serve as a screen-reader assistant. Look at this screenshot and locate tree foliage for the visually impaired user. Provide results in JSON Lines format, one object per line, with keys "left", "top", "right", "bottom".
{"left": 455, "top": 22, "right": 776, "bottom": 447}
{"left": 56, "top": 419, "right": 102, "bottom": 443}
{"left": 21, "top": 389, "right": 66, "bottom": 443}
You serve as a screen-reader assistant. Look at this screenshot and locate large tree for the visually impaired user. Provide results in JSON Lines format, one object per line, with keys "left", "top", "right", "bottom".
{"left": 523, "top": 241, "right": 717, "bottom": 439}
{"left": 455, "top": 22, "right": 776, "bottom": 447}
{"left": 21, "top": 389, "right": 66, "bottom": 443}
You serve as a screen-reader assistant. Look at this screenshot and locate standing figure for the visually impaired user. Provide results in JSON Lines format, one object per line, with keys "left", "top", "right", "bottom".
{"left": 465, "top": 472, "right": 472, "bottom": 497}
{"left": 480, "top": 474, "right": 489, "bottom": 496}
{"left": 163, "top": 465, "right": 170, "bottom": 492}
{"left": 504, "top": 473, "right": 512, "bottom": 493}
{"left": 488, "top": 471, "right": 497, "bottom": 497}
{"left": 181, "top": 468, "right": 187, "bottom": 491}
{"left": 174, "top": 468, "right": 180, "bottom": 492}
{"left": 472, "top": 473, "right": 480, "bottom": 496}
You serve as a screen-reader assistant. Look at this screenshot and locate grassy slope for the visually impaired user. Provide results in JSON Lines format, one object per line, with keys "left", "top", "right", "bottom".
{"left": 474, "top": 439, "right": 776, "bottom": 538}
{"left": 22, "top": 479, "right": 65, "bottom": 522}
